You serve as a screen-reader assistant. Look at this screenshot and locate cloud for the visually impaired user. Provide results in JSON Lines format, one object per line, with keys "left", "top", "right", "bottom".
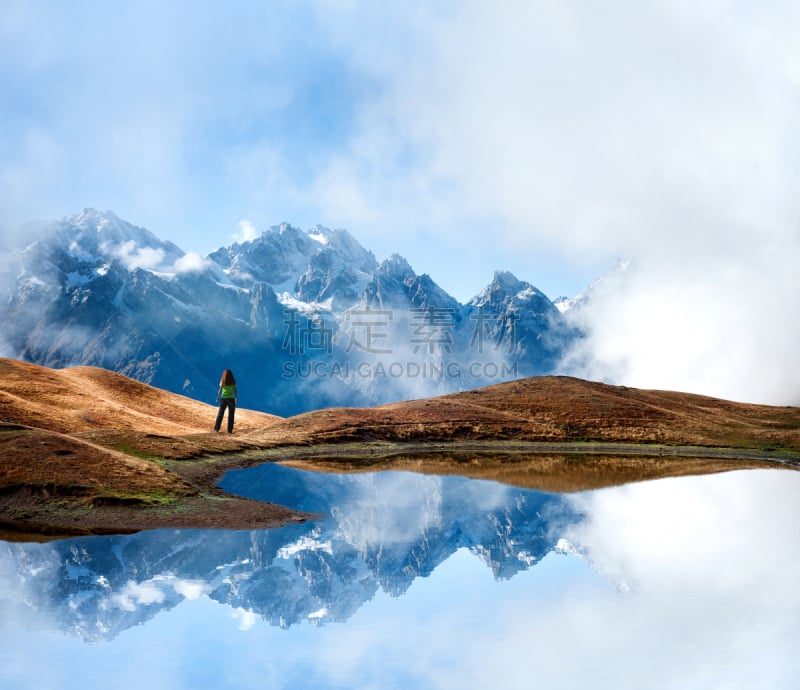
{"left": 2, "top": 469, "right": 798, "bottom": 688}
{"left": 111, "top": 580, "right": 166, "bottom": 612}
{"left": 172, "top": 251, "right": 212, "bottom": 274}
{"left": 171, "top": 578, "right": 211, "bottom": 600}
{"left": 308, "top": 470, "right": 800, "bottom": 690}
{"left": 311, "top": 2, "right": 799, "bottom": 248}
{"left": 112, "top": 240, "right": 166, "bottom": 271}
{"left": 231, "top": 219, "right": 259, "bottom": 244}
{"left": 564, "top": 247, "right": 800, "bottom": 404}
{"left": 3, "top": 1, "right": 799, "bottom": 403}
{"left": 299, "top": 1, "right": 800, "bottom": 404}
{"left": 562, "top": 470, "right": 800, "bottom": 648}
{"left": 230, "top": 607, "right": 257, "bottom": 631}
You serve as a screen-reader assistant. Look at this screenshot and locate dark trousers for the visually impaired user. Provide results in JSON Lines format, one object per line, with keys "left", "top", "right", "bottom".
{"left": 215, "top": 398, "right": 236, "bottom": 432}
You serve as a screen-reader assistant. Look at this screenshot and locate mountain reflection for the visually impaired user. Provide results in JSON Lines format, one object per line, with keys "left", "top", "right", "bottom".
{"left": 1, "top": 465, "right": 582, "bottom": 641}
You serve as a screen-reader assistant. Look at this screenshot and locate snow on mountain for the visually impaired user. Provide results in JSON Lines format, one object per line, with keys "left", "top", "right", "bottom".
{"left": 209, "top": 222, "right": 378, "bottom": 309}
{"left": 51, "top": 208, "right": 184, "bottom": 271}
{"left": 469, "top": 270, "right": 554, "bottom": 314}
{"left": 553, "top": 261, "right": 632, "bottom": 315}
{"left": 0, "top": 210, "right": 579, "bottom": 414}
{"left": 464, "top": 270, "right": 571, "bottom": 372}
{"left": 362, "top": 254, "right": 462, "bottom": 314}
{"left": 554, "top": 295, "right": 580, "bottom": 313}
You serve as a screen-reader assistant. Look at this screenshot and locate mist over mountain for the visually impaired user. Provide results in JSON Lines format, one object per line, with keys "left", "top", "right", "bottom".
{"left": 0, "top": 209, "right": 578, "bottom": 415}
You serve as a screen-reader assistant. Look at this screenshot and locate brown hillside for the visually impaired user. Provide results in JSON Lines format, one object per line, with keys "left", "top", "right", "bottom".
{"left": 0, "top": 358, "right": 279, "bottom": 434}
{"left": 1, "top": 358, "right": 797, "bottom": 540}
{"left": 249, "top": 376, "right": 800, "bottom": 452}
{"left": 0, "top": 359, "right": 296, "bottom": 539}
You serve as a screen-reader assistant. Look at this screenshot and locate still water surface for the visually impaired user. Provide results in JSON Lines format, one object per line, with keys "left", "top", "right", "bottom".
{"left": 1, "top": 464, "right": 799, "bottom": 689}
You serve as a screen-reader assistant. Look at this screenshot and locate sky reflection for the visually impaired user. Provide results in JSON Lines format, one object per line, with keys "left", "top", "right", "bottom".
{"left": 1, "top": 467, "right": 798, "bottom": 690}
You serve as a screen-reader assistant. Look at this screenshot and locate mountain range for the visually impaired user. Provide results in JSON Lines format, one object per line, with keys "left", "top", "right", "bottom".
{"left": 0, "top": 209, "right": 577, "bottom": 415}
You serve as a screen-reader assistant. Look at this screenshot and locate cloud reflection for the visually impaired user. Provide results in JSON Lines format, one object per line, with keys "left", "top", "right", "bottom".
{"left": 556, "top": 469, "right": 800, "bottom": 689}
{"left": 0, "top": 468, "right": 798, "bottom": 689}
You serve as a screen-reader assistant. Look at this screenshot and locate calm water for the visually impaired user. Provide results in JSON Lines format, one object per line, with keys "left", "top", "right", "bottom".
{"left": 1, "top": 464, "right": 799, "bottom": 690}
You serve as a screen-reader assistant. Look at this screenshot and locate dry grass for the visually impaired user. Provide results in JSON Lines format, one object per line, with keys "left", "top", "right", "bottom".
{"left": 0, "top": 358, "right": 279, "bottom": 434}
{"left": 247, "top": 376, "right": 800, "bottom": 452}
{"left": 0, "top": 357, "right": 797, "bottom": 539}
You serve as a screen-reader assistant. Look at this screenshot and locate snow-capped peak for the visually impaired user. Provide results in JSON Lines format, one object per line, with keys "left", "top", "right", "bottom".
{"left": 554, "top": 295, "right": 579, "bottom": 313}
{"left": 57, "top": 209, "right": 185, "bottom": 269}
{"left": 491, "top": 270, "right": 532, "bottom": 294}
{"left": 379, "top": 253, "right": 414, "bottom": 278}
{"left": 308, "top": 231, "right": 329, "bottom": 245}
{"left": 308, "top": 225, "right": 332, "bottom": 245}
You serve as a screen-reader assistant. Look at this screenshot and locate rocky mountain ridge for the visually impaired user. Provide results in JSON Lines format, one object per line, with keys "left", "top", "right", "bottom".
{"left": 0, "top": 209, "right": 576, "bottom": 414}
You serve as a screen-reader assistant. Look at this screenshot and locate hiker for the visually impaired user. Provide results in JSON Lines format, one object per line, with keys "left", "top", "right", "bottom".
{"left": 214, "top": 369, "right": 238, "bottom": 433}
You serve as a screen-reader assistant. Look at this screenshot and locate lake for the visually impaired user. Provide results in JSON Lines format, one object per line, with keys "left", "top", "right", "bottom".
{"left": 1, "top": 463, "right": 798, "bottom": 690}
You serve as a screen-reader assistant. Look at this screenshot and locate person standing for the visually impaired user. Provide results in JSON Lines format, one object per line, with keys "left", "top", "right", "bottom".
{"left": 214, "top": 369, "right": 238, "bottom": 433}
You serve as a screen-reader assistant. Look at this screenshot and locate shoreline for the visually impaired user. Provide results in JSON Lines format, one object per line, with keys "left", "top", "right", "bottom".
{"left": 172, "top": 439, "right": 800, "bottom": 487}
{"left": 3, "top": 440, "right": 795, "bottom": 542}
{"left": 3, "top": 362, "right": 799, "bottom": 543}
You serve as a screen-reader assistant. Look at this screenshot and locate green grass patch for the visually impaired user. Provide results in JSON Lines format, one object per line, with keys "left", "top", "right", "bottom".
{"left": 111, "top": 443, "right": 168, "bottom": 464}
{"left": 88, "top": 489, "right": 180, "bottom": 507}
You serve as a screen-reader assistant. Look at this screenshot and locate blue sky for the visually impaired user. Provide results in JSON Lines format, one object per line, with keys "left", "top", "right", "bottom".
{"left": 0, "top": 0, "right": 611, "bottom": 301}
{"left": 2, "top": 1, "right": 800, "bottom": 403}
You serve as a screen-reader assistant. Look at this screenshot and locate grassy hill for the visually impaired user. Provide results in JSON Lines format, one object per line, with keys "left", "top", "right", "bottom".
{"left": 250, "top": 375, "right": 800, "bottom": 451}
{"left": 1, "top": 358, "right": 797, "bottom": 540}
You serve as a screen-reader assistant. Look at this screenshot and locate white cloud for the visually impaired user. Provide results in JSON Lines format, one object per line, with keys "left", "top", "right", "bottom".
{"left": 232, "top": 219, "right": 259, "bottom": 244}
{"left": 172, "top": 251, "right": 212, "bottom": 274}
{"left": 112, "top": 580, "right": 166, "bottom": 611}
{"left": 305, "top": 470, "right": 800, "bottom": 690}
{"left": 563, "top": 470, "right": 800, "bottom": 641}
{"left": 3, "top": 1, "right": 799, "bottom": 403}
{"left": 302, "top": 0, "right": 800, "bottom": 404}
{"left": 1, "top": 468, "right": 798, "bottom": 688}
{"left": 564, "top": 247, "right": 800, "bottom": 404}
{"left": 171, "top": 578, "right": 211, "bottom": 600}
{"left": 230, "top": 606, "right": 257, "bottom": 631}
{"left": 112, "top": 240, "right": 166, "bottom": 271}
